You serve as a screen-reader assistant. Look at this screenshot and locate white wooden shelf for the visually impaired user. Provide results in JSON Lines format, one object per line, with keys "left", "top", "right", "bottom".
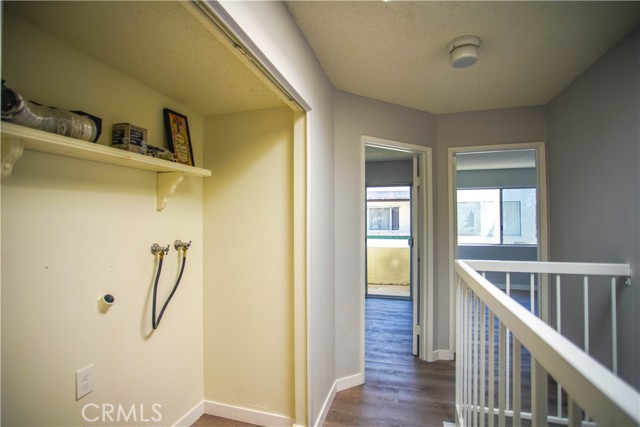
{"left": 1, "top": 122, "right": 211, "bottom": 211}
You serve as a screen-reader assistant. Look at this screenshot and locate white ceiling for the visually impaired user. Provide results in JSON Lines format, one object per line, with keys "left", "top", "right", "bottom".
{"left": 286, "top": 1, "right": 640, "bottom": 115}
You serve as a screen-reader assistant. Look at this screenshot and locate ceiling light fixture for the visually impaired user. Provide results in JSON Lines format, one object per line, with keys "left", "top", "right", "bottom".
{"left": 447, "top": 35, "right": 481, "bottom": 69}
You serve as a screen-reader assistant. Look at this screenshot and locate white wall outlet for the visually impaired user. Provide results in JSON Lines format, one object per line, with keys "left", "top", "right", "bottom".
{"left": 76, "top": 364, "right": 94, "bottom": 400}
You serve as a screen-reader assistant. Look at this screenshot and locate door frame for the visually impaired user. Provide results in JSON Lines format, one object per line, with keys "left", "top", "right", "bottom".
{"left": 360, "top": 136, "right": 435, "bottom": 366}
{"left": 447, "top": 141, "right": 549, "bottom": 356}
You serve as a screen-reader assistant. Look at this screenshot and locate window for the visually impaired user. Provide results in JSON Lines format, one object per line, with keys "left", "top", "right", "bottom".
{"left": 457, "top": 188, "right": 537, "bottom": 245}
{"left": 366, "top": 186, "right": 410, "bottom": 236}
{"left": 368, "top": 206, "right": 399, "bottom": 231}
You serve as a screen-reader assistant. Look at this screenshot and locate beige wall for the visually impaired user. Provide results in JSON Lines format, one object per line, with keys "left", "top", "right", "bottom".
{"left": 216, "top": 3, "right": 336, "bottom": 424}
{"left": 202, "top": 108, "right": 295, "bottom": 421}
{"left": 2, "top": 13, "right": 204, "bottom": 426}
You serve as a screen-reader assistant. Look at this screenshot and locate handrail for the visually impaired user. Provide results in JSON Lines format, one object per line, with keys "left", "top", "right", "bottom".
{"left": 460, "top": 259, "right": 632, "bottom": 277}
{"left": 455, "top": 260, "right": 640, "bottom": 426}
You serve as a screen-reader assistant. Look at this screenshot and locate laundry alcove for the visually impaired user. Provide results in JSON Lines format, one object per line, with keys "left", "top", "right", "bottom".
{"left": 1, "top": 2, "right": 305, "bottom": 425}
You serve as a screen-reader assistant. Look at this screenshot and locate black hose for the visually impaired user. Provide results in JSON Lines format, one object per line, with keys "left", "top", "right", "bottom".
{"left": 152, "top": 254, "right": 164, "bottom": 330}
{"left": 152, "top": 252, "right": 187, "bottom": 330}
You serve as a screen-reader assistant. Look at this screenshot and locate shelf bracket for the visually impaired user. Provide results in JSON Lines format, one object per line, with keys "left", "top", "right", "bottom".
{"left": 157, "top": 172, "right": 184, "bottom": 212}
{"left": 1, "top": 138, "right": 25, "bottom": 178}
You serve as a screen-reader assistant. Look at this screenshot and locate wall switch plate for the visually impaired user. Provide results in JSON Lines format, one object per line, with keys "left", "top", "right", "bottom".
{"left": 76, "top": 364, "right": 94, "bottom": 400}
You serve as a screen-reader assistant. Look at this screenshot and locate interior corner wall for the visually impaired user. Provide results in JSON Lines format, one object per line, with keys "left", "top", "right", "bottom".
{"left": 1, "top": 13, "right": 204, "bottom": 426}
{"left": 548, "top": 26, "right": 640, "bottom": 391}
{"left": 435, "top": 106, "right": 548, "bottom": 351}
{"left": 333, "top": 90, "right": 436, "bottom": 380}
{"left": 202, "top": 107, "right": 295, "bottom": 419}
{"left": 215, "top": 2, "right": 336, "bottom": 425}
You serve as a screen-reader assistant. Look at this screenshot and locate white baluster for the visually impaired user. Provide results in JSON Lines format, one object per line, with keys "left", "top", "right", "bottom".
{"left": 462, "top": 283, "right": 468, "bottom": 424}
{"left": 531, "top": 359, "right": 549, "bottom": 427}
{"left": 480, "top": 301, "right": 486, "bottom": 427}
{"left": 498, "top": 323, "right": 506, "bottom": 427}
{"left": 488, "top": 311, "right": 495, "bottom": 427}
{"left": 611, "top": 277, "right": 617, "bottom": 375}
{"left": 556, "top": 275, "right": 562, "bottom": 418}
{"left": 473, "top": 293, "right": 479, "bottom": 427}
{"left": 513, "top": 338, "right": 521, "bottom": 426}
{"left": 530, "top": 273, "right": 536, "bottom": 315}
{"left": 583, "top": 276, "right": 589, "bottom": 354}
{"left": 466, "top": 286, "right": 472, "bottom": 424}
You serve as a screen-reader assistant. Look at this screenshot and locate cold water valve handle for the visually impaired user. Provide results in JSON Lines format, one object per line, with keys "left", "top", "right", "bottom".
{"left": 174, "top": 240, "right": 191, "bottom": 253}
{"left": 150, "top": 243, "right": 170, "bottom": 257}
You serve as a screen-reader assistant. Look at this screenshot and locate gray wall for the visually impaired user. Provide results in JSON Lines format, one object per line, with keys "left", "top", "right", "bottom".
{"left": 548, "top": 26, "right": 639, "bottom": 390}
{"left": 334, "top": 90, "right": 436, "bottom": 379}
{"left": 335, "top": 26, "right": 640, "bottom": 394}
{"left": 436, "top": 107, "right": 548, "bottom": 350}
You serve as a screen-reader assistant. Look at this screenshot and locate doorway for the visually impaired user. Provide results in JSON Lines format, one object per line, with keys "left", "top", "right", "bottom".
{"left": 447, "top": 142, "right": 549, "bottom": 354}
{"left": 361, "top": 136, "right": 434, "bottom": 364}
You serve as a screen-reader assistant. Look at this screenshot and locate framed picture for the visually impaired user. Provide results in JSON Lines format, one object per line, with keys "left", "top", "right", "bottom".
{"left": 163, "top": 108, "right": 194, "bottom": 166}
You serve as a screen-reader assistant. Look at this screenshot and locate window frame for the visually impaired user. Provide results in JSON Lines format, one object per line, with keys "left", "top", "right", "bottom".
{"left": 456, "top": 186, "right": 537, "bottom": 246}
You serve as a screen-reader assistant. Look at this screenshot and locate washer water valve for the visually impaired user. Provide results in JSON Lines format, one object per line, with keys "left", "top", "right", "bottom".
{"left": 174, "top": 240, "right": 191, "bottom": 253}
{"left": 150, "top": 243, "right": 170, "bottom": 257}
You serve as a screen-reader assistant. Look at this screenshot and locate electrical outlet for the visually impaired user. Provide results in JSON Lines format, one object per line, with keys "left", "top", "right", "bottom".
{"left": 76, "top": 364, "right": 94, "bottom": 400}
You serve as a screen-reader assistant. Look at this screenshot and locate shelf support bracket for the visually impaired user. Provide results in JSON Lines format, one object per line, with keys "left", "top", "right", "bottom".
{"left": 1, "top": 138, "right": 25, "bottom": 178}
{"left": 157, "top": 172, "right": 184, "bottom": 212}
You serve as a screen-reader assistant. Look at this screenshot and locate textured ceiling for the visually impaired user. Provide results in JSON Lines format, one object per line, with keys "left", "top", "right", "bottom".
{"left": 286, "top": 1, "right": 640, "bottom": 114}
{"left": 5, "top": 1, "right": 286, "bottom": 116}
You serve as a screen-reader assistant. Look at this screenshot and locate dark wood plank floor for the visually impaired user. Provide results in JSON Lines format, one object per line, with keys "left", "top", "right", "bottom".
{"left": 324, "top": 298, "right": 456, "bottom": 427}
{"left": 192, "top": 414, "right": 259, "bottom": 427}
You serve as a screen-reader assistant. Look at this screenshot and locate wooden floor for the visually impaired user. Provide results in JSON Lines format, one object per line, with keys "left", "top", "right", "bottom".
{"left": 324, "top": 297, "right": 456, "bottom": 427}
{"left": 192, "top": 414, "right": 259, "bottom": 427}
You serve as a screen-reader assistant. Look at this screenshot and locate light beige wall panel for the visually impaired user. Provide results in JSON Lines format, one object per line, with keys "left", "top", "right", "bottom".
{"left": 215, "top": 4, "right": 335, "bottom": 423}
{"left": 203, "top": 108, "right": 294, "bottom": 419}
{"left": 2, "top": 14, "right": 204, "bottom": 427}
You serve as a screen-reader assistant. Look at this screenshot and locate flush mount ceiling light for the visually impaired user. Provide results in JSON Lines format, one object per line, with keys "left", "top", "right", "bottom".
{"left": 447, "top": 35, "right": 481, "bottom": 69}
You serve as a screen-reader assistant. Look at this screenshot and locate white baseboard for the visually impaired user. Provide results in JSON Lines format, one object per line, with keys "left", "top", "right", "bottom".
{"left": 203, "top": 400, "right": 292, "bottom": 427}
{"left": 173, "top": 401, "right": 204, "bottom": 427}
{"left": 175, "top": 373, "right": 363, "bottom": 427}
{"left": 313, "top": 381, "right": 337, "bottom": 427}
{"left": 429, "top": 349, "right": 454, "bottom": 361}
{"left": 335, "top": 372, "right": 364, "bottom": 392}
